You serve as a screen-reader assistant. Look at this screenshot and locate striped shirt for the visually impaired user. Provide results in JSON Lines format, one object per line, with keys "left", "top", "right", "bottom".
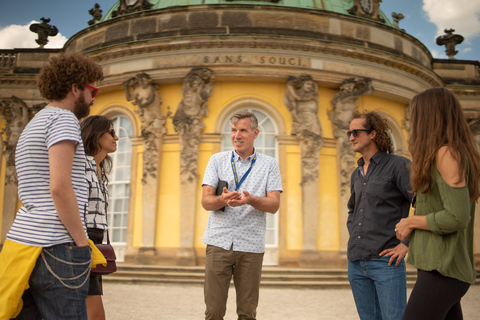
{"left": 7, "top": 107, "right": 88, "bottom": 247}
{"left": 202, "top": 151, "right": 283, "bottom": 253}
{"left": 86, "top": 155, "right": 108, "bottom": 230}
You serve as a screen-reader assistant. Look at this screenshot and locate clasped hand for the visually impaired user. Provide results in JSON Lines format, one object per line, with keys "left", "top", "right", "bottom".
{"left": 222, "top": 187, "right": 252, "bottom": 207}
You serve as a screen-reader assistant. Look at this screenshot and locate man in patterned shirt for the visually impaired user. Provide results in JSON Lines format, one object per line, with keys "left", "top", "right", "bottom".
{"left": 201, "top": 111, "right": 283, "bottom": 320}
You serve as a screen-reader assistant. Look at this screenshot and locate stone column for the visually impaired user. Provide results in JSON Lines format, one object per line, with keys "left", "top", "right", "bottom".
{"left": 173, "top": 67, "right": 215, "bottom": 265}
{"left": 124, "top": 73, "right": 167, "bottom": 255}
{"left": 328, "top": 77, "right": 373, "bottom": 255}
{"left": 284, "top": 75, "right": 323, "bottom": 265}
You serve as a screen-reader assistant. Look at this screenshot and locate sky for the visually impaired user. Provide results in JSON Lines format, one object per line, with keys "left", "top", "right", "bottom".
{"left": 0, "top": 0, "right": 479, "bottom": 61}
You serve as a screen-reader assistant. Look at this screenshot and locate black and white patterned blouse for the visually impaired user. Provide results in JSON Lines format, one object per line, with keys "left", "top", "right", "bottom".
{"left": 85, "top": 155, "right": 108, "bottom": 230}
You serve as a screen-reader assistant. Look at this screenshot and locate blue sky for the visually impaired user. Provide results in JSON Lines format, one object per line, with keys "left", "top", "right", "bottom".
{"left": 0, "top": 0, "right": 479, "bottom": 61}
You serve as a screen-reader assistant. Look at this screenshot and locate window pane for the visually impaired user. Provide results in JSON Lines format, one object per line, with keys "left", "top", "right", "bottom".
{"left": 108, "top": 116, "right": 133, "bottom": 245}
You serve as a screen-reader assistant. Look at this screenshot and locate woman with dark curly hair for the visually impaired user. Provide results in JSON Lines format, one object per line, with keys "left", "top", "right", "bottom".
{"left": 396, "top": 87, "right": 480, "bottom": 320}
{"left": 81, "top": 115, "right": 118, "bottom": 320}
{"left": 347, "top": 110, "right": 414, "bottom": 320}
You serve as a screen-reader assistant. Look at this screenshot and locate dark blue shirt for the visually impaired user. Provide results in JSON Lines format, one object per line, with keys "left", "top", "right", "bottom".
{"left": 347, "top": 152, "right": 414, "bottom": 261}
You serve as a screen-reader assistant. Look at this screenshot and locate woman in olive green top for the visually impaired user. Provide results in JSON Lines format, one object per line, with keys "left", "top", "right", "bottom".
{"left": 396, "top": 87, "right": 480, "bottom": 320}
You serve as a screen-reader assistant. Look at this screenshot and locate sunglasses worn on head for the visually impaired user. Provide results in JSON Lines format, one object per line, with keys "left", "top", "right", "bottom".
{"left": 107, "top": 129, "right": 116, "bottom": 138}
{"left": 347, "top": 129, "right": 369, "bottom": 138}
{"left": 86, "top": 84, "right": 99, "bottom": 98}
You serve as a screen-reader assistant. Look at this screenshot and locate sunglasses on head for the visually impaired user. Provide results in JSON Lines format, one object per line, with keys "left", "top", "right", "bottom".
{"left": 107, "top": 129, "right": 116, "bottom": 138}
{"left": 85, "top": 84, "right": 99, "bottom": 98}
{"left": 347, "top": 129, "right": 370, "bottom": 138}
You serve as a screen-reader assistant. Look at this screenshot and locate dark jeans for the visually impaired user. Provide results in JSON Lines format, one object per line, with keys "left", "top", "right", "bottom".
{"left": 14, "top": 242, "right": 91, "bottom": 320}
{"left": 403, "top": 269, "right": 470, "bottom": 320}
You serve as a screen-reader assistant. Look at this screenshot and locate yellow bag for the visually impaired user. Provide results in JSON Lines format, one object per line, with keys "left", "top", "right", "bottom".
{"left": 0, "top": 240, "right": 42, "bottom": 320}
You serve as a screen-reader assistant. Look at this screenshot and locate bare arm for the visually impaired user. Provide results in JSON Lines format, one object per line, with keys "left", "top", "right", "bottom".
{"left": 227, "top": 190, "right": 281, "bottom": 214}
{"left": 396, "top": 146, "right": 467, "bottom": 241}
{"left": 49, "top": 140, "right": 88, "bottom": 247}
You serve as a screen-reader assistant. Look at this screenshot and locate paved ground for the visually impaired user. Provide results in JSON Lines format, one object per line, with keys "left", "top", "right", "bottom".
{"left": 103, "top": 283, "right": 480, "bottom": 319}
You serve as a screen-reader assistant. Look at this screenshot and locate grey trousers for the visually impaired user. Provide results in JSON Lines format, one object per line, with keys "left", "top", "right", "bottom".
{"left": 204, "top": 245, "right": 264, "bottom": 320}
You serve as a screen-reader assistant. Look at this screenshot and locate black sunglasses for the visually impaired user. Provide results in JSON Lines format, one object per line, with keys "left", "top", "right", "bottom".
{"left": 347, "top": 129, "right": 370, "bottom": 138}
{"left": 107, "top": 129, "right": 116, "bottom": 137}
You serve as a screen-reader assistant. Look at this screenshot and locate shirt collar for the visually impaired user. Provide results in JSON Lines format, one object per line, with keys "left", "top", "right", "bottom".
{"left": 233, "top": 149, "right": 256, "bottom": 162}
{"left": 357, "top": 151, "right": 386, "bottom": 167}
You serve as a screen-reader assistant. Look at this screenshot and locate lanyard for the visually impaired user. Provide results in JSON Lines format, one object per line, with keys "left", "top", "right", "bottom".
{"left": 231, "top": 151, "right": 256, "bottom": 191}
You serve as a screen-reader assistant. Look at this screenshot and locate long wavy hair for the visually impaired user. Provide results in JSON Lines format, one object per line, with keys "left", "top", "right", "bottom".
{"left": 352, "top": 110, "right": 393, "bottom": 154}
{"left": 409, "top": 87, "right": 480, "bottom": 200}
{"left": 80, "top": 115, "right": 113, "bottom": 179}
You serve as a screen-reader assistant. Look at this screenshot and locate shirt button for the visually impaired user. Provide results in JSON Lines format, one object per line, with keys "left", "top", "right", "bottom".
{"left": 357, "top": 236, "right": 361, "bottom": 239}
{"left": 359, "top": 223, "right": 362, "bottom": 226}
{"left": 363, "top": 183, "right": 366, "bottom": 185}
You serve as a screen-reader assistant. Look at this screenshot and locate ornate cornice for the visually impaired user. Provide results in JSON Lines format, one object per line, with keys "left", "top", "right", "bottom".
{"left": 89, "top": 37, "right": 442, "bottom": 88}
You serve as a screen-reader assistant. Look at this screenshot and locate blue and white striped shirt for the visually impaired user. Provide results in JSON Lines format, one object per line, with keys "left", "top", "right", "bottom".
{"left": 7, "top": 107, "right": 88, "bottom": 247}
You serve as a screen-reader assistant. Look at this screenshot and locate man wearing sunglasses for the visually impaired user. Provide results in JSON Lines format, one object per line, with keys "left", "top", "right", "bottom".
{"left": 346, "top": 111, "right": 414, "bottom": 320}
{"left": 0, "top": 53, "right": 103, "bottom": 319}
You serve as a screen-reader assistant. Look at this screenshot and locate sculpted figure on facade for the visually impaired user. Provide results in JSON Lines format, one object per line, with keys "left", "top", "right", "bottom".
{"left": 88, "top": 3, "right": 103, "bottom": 25}
{"left": 1, "top": 96, "right": 30, "bottom": 184}
{"left": 124, "top": 72, "right": 166, "bottom": 183}
{"left": 112, "top": 0, "right": 153, "bottom": 18}
{"left": 436, "top": 28, "right": 465, "bottom": 59}
{"left": 329, "top": 77, "right": 373, "bottom": 194}
{"left": 391, "top": 12, "right": 405, "bottom": 29}
{"left": 285, "top": 75, "right": 323, "bottom": 165}
{"left": 173, "top": 67, "right": 215, "bottom": 183}
{"left": 29, "top": 17, "right": 58, "bottom": 48}
{"left": 348, "top": 0, "right": 385, "bottom": 23}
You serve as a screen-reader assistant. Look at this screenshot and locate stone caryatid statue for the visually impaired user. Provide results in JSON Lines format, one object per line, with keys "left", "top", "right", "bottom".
{"left": 173, "top": 67, "right": 215, "bottom": 265}
{"left": 88, "top": 3, "right": 103, "bottom": 26}
{"left": 284, "top": 75, "right": 323, "bottom": 259}
{"left": 391, "top": 12, "right": 405, "bottom": 29}
{"left": 329, "top": 77, "right": 373, "bottom": 254}
{"left": 1, "top": 96, "right": 29, "bottom": 172}
{"left": 124, "top": 72, "right": 166, "bottom": 253}
{"left": 173, "top": 67, "right": 215, "bottom": 182}
{"left": 112, "top": 0, "right": 153, "bottom": 18}
{"left": 29, "top": 17, "right": 58, "bottom": 48}
{"left": 348, "top": 0, "right": 385, "bottom": 23}
{"left": 124, "top": 72, "right": 166, "bottom": 183}
{"left": 285, "top": 75, "right": 323, "bottom": 164}
{"left": 436, "top": 28, "right": 465, "bottom": 59}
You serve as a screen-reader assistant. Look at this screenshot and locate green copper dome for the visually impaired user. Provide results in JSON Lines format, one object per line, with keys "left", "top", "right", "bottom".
{"left": 100, "top": 0, "right": 393, "bottom": 25}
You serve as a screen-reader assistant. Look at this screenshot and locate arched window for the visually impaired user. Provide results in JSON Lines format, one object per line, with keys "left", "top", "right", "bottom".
{"left": 107, "top": 116, "right": 133, "bottom": 244}
{"left": 221, "top": 108, "right": 279, "bottom": 263}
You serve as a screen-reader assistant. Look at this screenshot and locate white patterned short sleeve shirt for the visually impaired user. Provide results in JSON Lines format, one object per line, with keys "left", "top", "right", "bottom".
{"left": 202, "top": 150, "right": 283, "bottom": 253}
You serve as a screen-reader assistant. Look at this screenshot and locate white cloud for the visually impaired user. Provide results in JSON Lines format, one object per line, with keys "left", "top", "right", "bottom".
{"left": 423, "top": 0, "right": 480, "bottom": 38}
{"left": 0, "top": 21, "right": 68, "bottom": 49}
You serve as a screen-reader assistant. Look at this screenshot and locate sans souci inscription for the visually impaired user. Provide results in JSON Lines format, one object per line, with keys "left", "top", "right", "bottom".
{"left": 203, "top": 55, "right": 306, "bottom": 67}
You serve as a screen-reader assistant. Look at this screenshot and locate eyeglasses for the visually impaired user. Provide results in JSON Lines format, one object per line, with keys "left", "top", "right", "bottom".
{"left": 85, "top": 85, "right": 98, "bottom": 98}
{"left": 347, "top": 129, "right": 370, "bottom": 138}
{"left": 107, "top": 129, "right": 116, "bottom": 138}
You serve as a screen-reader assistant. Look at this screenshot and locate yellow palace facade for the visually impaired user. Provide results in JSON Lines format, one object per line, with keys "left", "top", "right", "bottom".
{"left": 1, "top": 0, "right": 479, "bottom": 268}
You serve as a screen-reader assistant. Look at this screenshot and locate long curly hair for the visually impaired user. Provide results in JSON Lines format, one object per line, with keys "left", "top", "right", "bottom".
{"left": 352, "top": 110, "right": 393, "bottom": 154}
{"left": 409, "top": 87, "right": 480, "bottom": 200}
{"left": 37, "top": 53, "right": 104, "bottom": 101}
{"left": 80, "top": 115, "right": 113, "bottom": 178}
